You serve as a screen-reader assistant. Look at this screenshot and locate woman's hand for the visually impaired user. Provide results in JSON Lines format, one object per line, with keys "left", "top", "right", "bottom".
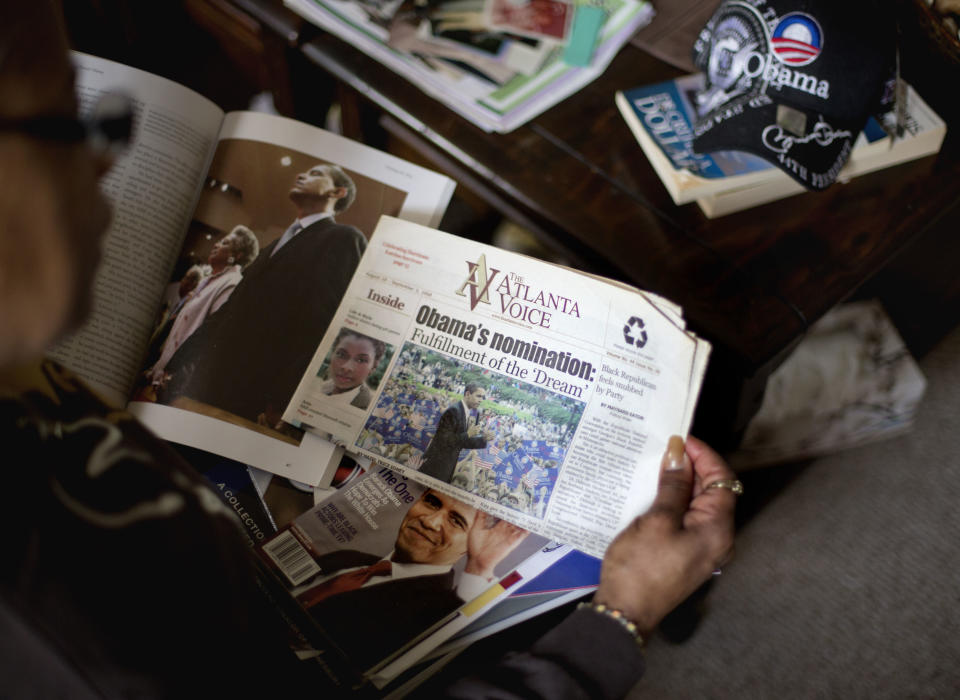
{"left": 593, "top": 435, "right": 737, "bottom": 637}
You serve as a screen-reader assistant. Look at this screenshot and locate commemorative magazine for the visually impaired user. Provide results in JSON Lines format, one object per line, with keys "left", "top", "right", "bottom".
{"left": 256, "top": 466, "right": 562, "bottom": 688}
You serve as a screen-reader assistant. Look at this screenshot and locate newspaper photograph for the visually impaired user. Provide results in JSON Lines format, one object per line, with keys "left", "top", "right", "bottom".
{"left": 283, "top": 216, "right": 710, "bottom": 557}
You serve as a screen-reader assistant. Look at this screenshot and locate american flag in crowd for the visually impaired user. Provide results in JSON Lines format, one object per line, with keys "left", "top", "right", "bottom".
{"left": 521, "top": 465, "right": 544, "bottom": 489}
{"left": 533, "top": 466, "right": 559, "bottom": 491}
{"left": 474, "top": 443, "right": 503, "bottom": 471}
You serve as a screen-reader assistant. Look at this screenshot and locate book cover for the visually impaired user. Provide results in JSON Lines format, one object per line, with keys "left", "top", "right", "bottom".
{"left": 615, "top": 73, "right": 775, "bottom": 203}
{"left": 173, "top": 444, "right": 278, "bottom": 546}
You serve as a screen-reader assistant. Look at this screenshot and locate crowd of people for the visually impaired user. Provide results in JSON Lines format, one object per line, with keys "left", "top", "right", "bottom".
{"left": 358, "top": 345, "right": 585, "bottom": 515}
{"left": 398, "top": 346, "right": 582, "bottom": 425}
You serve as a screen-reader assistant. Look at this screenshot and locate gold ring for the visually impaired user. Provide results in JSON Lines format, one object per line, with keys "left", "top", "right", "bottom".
{"left": 704, "top": 479, "right": 744, "bottom": 496}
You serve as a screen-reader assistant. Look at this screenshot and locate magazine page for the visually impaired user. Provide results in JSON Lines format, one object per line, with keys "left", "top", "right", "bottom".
{"left": 49, "top": 53, "right": 225, "bottom": 406}
{"left": 127, "top": 112, "right": 455, "bottom": 484}
{"left": 283, "top": 216, "right": 710, "bottom": 557}
{"left": 257, "top": 467, "right": 559, "bottom": 683}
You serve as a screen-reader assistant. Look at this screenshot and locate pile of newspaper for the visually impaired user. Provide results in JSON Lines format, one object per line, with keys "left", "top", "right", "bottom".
{"left": 285, "top": 0, "right": 654, "bottom": 132}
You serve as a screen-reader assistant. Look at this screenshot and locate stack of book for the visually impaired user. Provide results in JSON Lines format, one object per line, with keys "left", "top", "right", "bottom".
{"left": 283, "top": 0, "right": 655, "bottom": 133}
{"left": 60, "top": 53, "right": 711, "bottom": 695}
{"left": 615, "top": 73, "right": 947, "bottom": 218}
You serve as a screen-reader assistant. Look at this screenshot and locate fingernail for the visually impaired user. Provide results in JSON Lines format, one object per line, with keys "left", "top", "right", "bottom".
{"left": 662, "top": 435, "right": 686, "bottom": 471}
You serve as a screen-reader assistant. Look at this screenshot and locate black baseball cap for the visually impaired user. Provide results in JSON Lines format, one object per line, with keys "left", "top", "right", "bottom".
{"left": 691, "top": 0, "right": 896, "bottom": 190}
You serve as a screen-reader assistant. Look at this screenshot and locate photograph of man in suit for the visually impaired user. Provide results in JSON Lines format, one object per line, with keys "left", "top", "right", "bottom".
{"left": 292, "top": 488, "right": 527, "bottom": 670}
{"left": 162, "top": 163, "right": 366, "bottom": 427}
{"left": 419, "top": 383, "right": 495, "bottom": 483}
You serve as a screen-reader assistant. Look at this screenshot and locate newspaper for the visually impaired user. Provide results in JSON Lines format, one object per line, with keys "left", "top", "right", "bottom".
{"left": 283, "top": 216, "right": 710, "bottom": 557}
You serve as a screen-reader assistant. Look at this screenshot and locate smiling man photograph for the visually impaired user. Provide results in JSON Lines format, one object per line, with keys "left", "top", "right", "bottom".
{"left": 291, "top": 488, "right": 528, "bottom": 670}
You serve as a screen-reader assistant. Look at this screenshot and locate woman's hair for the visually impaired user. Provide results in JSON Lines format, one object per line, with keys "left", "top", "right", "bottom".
{"left": 332, "top": 327, "right": 386, "bottom": 366}
{"left": 226, "top": 225, "right": 260, "bottom": 268}
{"left": 182, "top": 265, "right": 207, "bottom": 285}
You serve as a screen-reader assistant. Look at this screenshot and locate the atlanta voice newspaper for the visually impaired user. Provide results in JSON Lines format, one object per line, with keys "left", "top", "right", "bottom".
{"left": 283, "top": 216, "right": 710, "bottom": 558}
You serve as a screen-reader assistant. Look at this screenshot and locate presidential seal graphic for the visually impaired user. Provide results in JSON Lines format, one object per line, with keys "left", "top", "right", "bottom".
{"left": 771, "top": 13, "right": 823, "bottom": 66}
{"left": 694, "top": 3, "right": 768, "bottom": 118}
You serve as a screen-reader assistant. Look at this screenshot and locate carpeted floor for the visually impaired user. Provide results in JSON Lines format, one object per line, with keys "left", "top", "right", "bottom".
{"left": 632, "top": 322, "right": 960, "bottom": 699}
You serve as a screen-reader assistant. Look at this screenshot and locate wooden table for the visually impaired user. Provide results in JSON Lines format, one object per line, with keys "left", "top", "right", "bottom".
{"left": 289, "top": 10, "right": 960, "bottom": 446}
{"left": 71, "top": 0, "right": 960, "bottom": 448}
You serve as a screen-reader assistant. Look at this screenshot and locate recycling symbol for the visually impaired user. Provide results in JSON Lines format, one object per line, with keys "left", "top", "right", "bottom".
{"left": 623, "top": 316, "right": 648, "bottom": 348}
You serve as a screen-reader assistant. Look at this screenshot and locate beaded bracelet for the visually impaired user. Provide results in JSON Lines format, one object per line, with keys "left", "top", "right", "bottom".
{"left": 577, "top": 601, "right": 645, "bottom": 646}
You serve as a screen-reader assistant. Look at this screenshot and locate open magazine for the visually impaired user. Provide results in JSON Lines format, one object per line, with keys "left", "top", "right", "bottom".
{"left": 50, "top": 53, "right": 455, "bottom": 484}
{"left": 282, "top": 216, "right": 711, "bottom": 557}
{"left": 257, "top": 466, "right": 564, "bottom": 687}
